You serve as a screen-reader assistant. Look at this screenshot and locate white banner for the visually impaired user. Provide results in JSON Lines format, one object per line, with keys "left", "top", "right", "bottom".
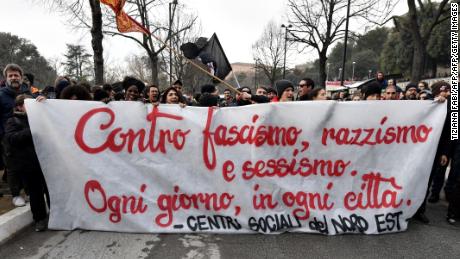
{"left": 25, "top": 100, "right": 446, "bottom": 235}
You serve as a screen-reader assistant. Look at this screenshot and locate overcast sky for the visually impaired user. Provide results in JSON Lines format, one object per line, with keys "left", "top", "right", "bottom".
{"left": 0, "top": 0, "right": 408, "bottom": 69}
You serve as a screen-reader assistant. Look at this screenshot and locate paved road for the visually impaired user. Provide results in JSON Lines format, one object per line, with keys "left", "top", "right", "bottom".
{"left": 1, "top": 202, "right": 459, "bottom": 259}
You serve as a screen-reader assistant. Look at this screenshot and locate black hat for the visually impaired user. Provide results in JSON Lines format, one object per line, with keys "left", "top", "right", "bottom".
{"left": 122, "top": 76, "right": 145, "bottom": 93}
{"left": 419, "top": 89, "right": 434, "bottom": 100}
{"left": 405, "top": 82, "right": 419, "bottom": 92}
{"left": 275, "top": 79, "right": 294, "bottom": 99}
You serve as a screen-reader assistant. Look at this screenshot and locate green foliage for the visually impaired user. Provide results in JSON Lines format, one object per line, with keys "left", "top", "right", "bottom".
{"left": 355, "top": 27, "right": 389, "bottom": 57}
{"left": 321, "top": 27, "right": 389, "bottom": 81}
{"left": 0, "top": 32, "right": 56, "bottom": 87}
{"left": 427, "top": 19, "right": 450, "bottom": 66}
{"left": 379, "top": 1, "right": 451, "bottom": 78}
{"left": 380, "top": 30, "right": 413, "bottom": 76}
{"left": 62, "top": 44, "right": 93, "bottom": 82}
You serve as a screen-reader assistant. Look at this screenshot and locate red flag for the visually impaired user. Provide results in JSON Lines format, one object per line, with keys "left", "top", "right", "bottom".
{"left": 100, "top": 0, "right": 150, "bottom": 35}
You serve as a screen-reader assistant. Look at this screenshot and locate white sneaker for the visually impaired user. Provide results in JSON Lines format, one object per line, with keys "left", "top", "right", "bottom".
{"left": 12, "top": 196, "right": 26, "bottom": 207}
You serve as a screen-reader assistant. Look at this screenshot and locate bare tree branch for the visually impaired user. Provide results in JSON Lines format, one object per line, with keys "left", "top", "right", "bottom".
{"left": 252, "top": 21, "right": 285, "bottom": 86}
{"left": 286, "top": 0, "right": 398, "bottom": 86}
{"left": 45, "top": 0, "right": 198, "bottom": 84}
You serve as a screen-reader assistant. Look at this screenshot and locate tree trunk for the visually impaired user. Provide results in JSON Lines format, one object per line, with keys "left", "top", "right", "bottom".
{"left": 89, "top": 0, "right": 104, "bottom": 85}
{"left": 270, "top": 69, "right": 276, "bottom": 87}
{"left": 407, "top": 0, "right": 425, "bottom": 82}
{"left": 430, "top": 58, "right": 438, "bottom": 78}
{"left": 318, "top": 51, "right": 327, "bottom": 87}
{"left": 410, "top": 36, "right": 426, "bottom": 82}
{"left": 149, "top": 54, "right": 159, "bottom": 85}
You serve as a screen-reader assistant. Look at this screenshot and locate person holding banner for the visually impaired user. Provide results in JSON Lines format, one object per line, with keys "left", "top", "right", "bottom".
{"left": 404, "top": 83, "right": 419, "bottom": 100}
{"left": 275, "top": 79, "right": 295, "bottom": 102}
{"left": 160, "top": 87, "right": 186, "bottom": 105}
{"left": 297, "top": 78, "right": 315, "bottom": 101}
{"left": 172, "top": 80, "right": 192, "bottom": 105}
{"left": 234, "top": 87, "right": 270, "bottom": 106}
{"left": 383, "top": 85, "right": 399, "bottom": 100}
{"left": 267, "top": 88, "right": 278, "bottom": 102}
{"left": 0, "top": 64, "right": 32, "bottom": 207}
{"left": 306, "top": 88, "right": 328, "bottom": 101}
{"left": 145, "top": 84, "right": 160, "bottom": 104}
{"left": 363, "top": 81, "right": 382, "bottom": 100}
{"left": 255, "top": 86, "right": 269, "bottom": 97}
{"left": 219, "top": 89, "right": 235, "bottom": 107}
{"left": 122, "top": 76, "right": 145, "bottom": 102}
{"left": 59, "top": 85, "right": 92, "bottom": 101}
{"left": 425, "top": 81, "right": 460, "bottom": 223}
{"left": 429, "top": 83, "right": 453, "bottom": 204}
{"left": 4, "top": 94, "right": 49, "bottom": 231}
{"left": 198, "top": 84, "right": 219, "bottom": 107}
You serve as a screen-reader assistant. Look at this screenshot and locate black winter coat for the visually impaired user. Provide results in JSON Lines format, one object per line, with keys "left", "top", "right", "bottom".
{"left": 0, "top": 85, "right": 32, "bottom": 136}
{"left": 3, "top": 112, "right": 41, "bottom": 172}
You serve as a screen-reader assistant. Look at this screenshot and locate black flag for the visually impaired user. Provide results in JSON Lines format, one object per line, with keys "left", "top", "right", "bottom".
{"left": 180, "top": 33, "right": 232, "bottom": 82}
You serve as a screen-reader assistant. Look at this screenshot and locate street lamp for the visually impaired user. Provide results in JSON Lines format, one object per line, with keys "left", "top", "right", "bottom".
{"left": 339, "top": 68, "right": 342, "bottom": 80}
{"left": 281, "top": 24, "right": 292, "bottom": 79}
{"left": 368, "top": 69, "right": 372, "bottom": 79}
{"left": 254, "top": 59, "right": 258, "bottom": 88}
{"left": 352, "top": 61, "right": 356, "bottom": 82}
{"left": 169, "top": 0, "right": 178, "bottom": 85}
{"left": 340, "top": 0, "right": 352, "bottom": 86}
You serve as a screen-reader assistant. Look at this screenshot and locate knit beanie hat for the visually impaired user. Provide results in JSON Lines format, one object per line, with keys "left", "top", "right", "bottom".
{"left": 275, "top": 79, "right": 294, "bottom": 99}
{"left": 405, "top": 82, "right": 419, "bottom": 92}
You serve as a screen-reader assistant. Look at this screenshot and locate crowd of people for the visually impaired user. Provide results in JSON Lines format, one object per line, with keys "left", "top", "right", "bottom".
{"left": 0, "top": 63, "right": 458, "bottom": 232}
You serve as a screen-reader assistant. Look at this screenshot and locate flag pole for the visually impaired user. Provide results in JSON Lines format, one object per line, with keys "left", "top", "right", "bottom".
{"left": 99, "top": 1, "right": 239, "bottom": 93}
{"left": 149, "top": 34, "right": 241, "bottom": 94}
{"left": 232, "top": 70, "right": 241, "bottom": 88}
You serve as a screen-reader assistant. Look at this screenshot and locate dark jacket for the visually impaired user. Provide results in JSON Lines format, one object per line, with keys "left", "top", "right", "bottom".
{"left": 0, "top": 85, "right": 32, "bottom": 136}
{"left": 439, "top": 98, "right": 459, "bottom": 158}
{"left": 0, "top": 86, "right": 17, "bottom": 136}
{"left": 3, "top": 112, "right": 41, "bottom": 172}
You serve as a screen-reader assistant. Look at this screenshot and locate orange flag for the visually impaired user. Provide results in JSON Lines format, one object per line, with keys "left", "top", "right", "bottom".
{"left": 100, "top": 0, "right": 150, "bottom": 35}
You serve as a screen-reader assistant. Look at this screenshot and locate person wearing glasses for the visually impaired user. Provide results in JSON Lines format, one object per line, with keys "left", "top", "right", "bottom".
{"left": 297, "top": 78, "right": 315, "bottom": 101}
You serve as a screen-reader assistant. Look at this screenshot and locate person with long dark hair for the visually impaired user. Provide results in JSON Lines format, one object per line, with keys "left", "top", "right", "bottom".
{"left": 307, "top": 88, "right": 328, "bottom": 101}
{"left": 160, "top": 87, "right": 184, "bottom": 105}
